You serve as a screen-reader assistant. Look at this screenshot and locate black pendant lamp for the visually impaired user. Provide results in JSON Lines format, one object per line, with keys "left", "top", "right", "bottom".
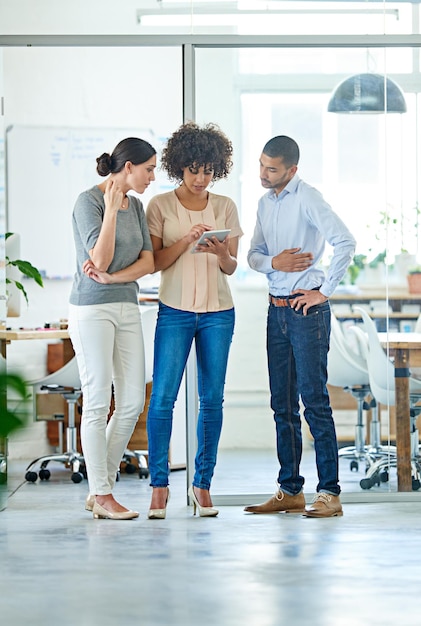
{"left": 328, "top": 72, "right": 407, "bottom": 114}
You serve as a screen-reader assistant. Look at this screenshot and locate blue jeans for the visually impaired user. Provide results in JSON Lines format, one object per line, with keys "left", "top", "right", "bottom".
{"left": 147, "top": 302, "right": 235, "bottom": 490}
{"left": 267, "top": 299, "right": 340, "bottom": 496}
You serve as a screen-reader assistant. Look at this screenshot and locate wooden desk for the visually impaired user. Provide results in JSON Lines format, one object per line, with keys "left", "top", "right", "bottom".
{"left": 0, "top": 329, "right": 73, "bottom": 361}
{"left": 379, "top": 332, "right": 421, "bottom": 491}
{"left": 1, "top": 323, "right": 187, "bottom": 470}
{"left": 331, "top": 289, "right": 421, "bottom": 324}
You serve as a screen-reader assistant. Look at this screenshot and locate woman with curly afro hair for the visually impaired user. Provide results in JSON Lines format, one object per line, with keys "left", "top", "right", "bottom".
{"left": 146, "top": 122, "right": 243, "bottom": 519}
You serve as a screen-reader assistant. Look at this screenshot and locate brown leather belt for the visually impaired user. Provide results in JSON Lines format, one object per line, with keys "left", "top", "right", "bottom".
{"left": 269, "top": 295, "right": 290, "bottom": 307}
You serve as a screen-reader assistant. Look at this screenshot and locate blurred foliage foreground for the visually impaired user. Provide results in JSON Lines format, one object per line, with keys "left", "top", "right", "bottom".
{"left": 0, "top": 370, "right": 30, "bottom": 490}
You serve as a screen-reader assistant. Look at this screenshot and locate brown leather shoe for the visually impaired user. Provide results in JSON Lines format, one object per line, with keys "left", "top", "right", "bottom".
{"left": 303, "top": 493, "right": 343, "bottom": 518}
{"left": 244, "top": 489, "right": 305, "bottom": 514}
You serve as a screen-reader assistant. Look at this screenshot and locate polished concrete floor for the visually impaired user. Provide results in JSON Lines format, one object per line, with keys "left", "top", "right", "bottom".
{"left": 2, "top": 450, "right": 421, "bottom": 626}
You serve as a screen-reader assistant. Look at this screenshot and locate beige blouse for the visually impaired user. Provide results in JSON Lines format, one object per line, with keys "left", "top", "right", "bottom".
{"left": 146, "top": 190, "right": 243, "bottom": 313}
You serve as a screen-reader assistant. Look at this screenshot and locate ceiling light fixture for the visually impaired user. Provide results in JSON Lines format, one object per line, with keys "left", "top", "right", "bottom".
{"left": 136, "top": 1, "right": 396, "bottom": 23}
{"left": 327, "top": 72, "right": 407, "bottom": 114}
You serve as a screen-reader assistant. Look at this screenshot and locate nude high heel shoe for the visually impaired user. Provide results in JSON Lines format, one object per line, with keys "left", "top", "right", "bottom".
{"left": 188, "top": 485, "right": 219, "bottom": 517}
{"left": 92, "top": 501, "right": 139, "bottom": 520}
{"left": 148, "top": 488, "right": 170, "bottom": 520}
{"left": 85, "top": 494, "right": 95, "bottom": 511}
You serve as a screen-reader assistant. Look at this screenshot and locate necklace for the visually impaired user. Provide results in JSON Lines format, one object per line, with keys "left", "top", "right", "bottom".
{"left": 121, "top": 196, "right": 128, "bottom": 209}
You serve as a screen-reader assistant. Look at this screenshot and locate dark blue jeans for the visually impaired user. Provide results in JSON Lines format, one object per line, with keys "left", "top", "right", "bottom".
{"left": 267, "top": 300, "right": 340, "bottom": 496}
{"left": 147, "top": 302, "right": 235, "bottom": 490}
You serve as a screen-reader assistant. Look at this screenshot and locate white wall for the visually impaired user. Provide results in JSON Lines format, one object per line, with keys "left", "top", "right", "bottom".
{"left": 0, "top": 0, "right": 153, "bottom": 35}
{"left": 3, "top": 45, "right": 183, "bottom": 275}
{"left": 220, "top": 281, "right": 276, "bottom": 451}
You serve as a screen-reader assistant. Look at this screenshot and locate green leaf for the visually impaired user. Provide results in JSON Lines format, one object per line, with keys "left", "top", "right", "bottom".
{"left": 0, "top": 372, "right": 30, "bottom": 438}
{"left": 13, "top": 280, "right": 29, "bottom": 305}
{"left": 8, "top": 259, "right": 44, "bottom": 287}
{"left": 0, "top": 407, "right": 28, "bottom": 438}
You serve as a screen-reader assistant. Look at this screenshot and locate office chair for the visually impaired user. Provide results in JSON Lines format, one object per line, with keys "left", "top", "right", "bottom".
{"left": 347, "top": 322, "right": 397, "bottom": 460}
{"left": 24, "top": 356, "right": 85, "bottom": 484}
{"left": 121, "top": 305, "right": 158, "bottom": 479}
{"left": 328, "top": 313, "right": 387, "bottom": 473}
{"left": 354, "top": 307, "right": 421, "bottom": 490}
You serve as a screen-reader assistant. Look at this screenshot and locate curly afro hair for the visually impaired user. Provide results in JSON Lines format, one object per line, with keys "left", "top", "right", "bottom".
{"left": 161, "top": 122, "right": 233, "bottom": 183}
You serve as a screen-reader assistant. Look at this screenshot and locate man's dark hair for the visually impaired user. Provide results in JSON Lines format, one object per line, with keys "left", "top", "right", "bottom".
{"left": 262, "top": 136, "right": 300, "bottom": 168}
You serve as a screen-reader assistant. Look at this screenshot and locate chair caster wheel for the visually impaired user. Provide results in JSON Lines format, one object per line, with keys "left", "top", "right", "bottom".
{"left": 360, "top": 476, "right": 379, "bottom": 490}
{"left": 380, "top": 471, "right": 389, "bottom": 483}
{"left": 125, "top": 463, "right": 136, "bottom": 474}
{"left": 25, "top": 471, "right": 38, "bottom": 483}
{"left": 139, "top": 468, "right": 150, "bottom": 479}
{"left": 412, "top": 478, "right": 421, "bottom": 491}
{"left": 350, "top": 460, "right": 359, "bottom": 472}
{"left": 39, "top": 468, "right": 51, "bottom": 481}
{"left": 71, "top": 472, "right": 84, "bottom": 483}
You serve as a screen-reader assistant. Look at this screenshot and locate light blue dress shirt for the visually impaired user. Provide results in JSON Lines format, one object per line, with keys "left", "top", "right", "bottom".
{"left": 247, "top": 174, "right": 356, "bottom": 298}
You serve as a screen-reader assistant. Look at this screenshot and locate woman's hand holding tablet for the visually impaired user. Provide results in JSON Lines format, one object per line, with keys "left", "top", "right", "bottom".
{"left": 191, "top": 229, "right": 231, "bottom": 253}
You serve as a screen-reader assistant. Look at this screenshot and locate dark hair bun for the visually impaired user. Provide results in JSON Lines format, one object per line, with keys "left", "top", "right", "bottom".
{"left": 96, "top": 152, "right": 113, "bottom": 176}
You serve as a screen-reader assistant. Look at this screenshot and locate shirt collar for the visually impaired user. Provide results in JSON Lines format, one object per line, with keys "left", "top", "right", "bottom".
{"left": 268, "top": 173, "right": 300, "bottom": 200}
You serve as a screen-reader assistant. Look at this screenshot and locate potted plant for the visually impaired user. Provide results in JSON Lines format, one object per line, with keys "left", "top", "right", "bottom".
{"left": 0, "top": 369, "right": 30, "bottom": 510}
{"left": 5, "top": 232, "right": 44, "bottom": 307}
{"left": 1, "top": 233, "right": 42, "bottom": 508}
{"left": 346, "top": 253, "right": 367, "bottom": 285}
{"left": 407, "top": 266, "right": 421, "bottom": 294}
{"left": 364, "top": 249, "right": 387, "bottom": 284}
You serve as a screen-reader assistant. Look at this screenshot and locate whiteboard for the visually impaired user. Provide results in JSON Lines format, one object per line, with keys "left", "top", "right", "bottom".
{"left": 6, "top": 125, "right": 166, "bottom": 279}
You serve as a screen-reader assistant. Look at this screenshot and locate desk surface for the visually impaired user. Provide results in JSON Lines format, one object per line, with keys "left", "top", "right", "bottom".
{"left": 331, "top": 289, "right": 421, "bottom": 300}
{"left": 0, "top": 329, "right": 70, "bottom": 341}
{"left": 378, "top": 332, "right": 421, "bottom": 348}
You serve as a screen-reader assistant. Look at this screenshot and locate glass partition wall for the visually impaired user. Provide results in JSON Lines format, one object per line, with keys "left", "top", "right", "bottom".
{"left": 193, "top": 42, "right": 421, "bottom": 499}
{"left": 2, "top": 0, "right": 421, "bottom": 498}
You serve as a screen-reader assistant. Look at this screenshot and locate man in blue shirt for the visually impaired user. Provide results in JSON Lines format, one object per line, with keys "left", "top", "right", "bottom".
{"left": 245, "top": 135, "right": 356, "bottom": 517}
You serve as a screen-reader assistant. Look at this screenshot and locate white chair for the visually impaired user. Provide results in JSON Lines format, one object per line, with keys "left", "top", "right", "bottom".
{"left": 328, "top": 314, "right": 385, "bottom": 473}
{"left": 121, "top": 305, "right": 158, "bottom": 479}
{"left": 24, "top": 356, "right": 85, "bottom": 484}
{"left": 354, "top": 306, "right": 421, "bottom": 490}
{"left": 347, "top": 322, "right": 397, "bottom": 461}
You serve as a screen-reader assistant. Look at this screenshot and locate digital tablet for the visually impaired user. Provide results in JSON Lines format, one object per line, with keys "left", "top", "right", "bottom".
{"left": 191, "top": 229, "right": 231, "bottom": 253}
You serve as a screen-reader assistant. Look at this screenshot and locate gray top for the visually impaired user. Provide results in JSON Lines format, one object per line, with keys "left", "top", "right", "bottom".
{"left": 69, "top": 185, "right": 153, "bottom": 306}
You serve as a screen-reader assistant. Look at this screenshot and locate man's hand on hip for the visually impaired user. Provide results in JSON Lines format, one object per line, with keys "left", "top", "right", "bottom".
{"left": 289, "top": 289, "right": 328, "bottom": 316}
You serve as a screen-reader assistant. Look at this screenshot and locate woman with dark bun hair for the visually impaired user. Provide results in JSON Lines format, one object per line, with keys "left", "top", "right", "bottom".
{"left": 146, "top": 122, "right": 243, "bottom": 519}
{"left": 68, "top": 137, "right": 156, "bottom": 520}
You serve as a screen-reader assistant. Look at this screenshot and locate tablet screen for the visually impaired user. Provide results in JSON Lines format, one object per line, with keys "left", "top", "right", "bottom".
{"left": 191, "top": 229, "right": 231, "bottom": 253}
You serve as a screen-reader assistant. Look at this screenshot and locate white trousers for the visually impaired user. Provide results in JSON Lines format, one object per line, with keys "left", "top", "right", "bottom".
{"left": 68, "top": 302, "right": 145, "bottom": 495}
